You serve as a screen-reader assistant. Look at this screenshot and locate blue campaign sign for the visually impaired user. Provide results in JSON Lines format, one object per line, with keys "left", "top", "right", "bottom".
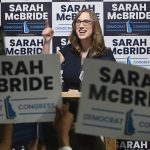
{"left": 1, "top": 2, "right": 52, "bottom": 36}
{"left": 104, "top": 2, "right": 150, "bottom": 36}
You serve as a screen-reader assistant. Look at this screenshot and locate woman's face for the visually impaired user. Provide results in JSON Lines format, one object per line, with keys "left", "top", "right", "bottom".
{"left": 75, "top": 12, "right": 93, "bottom": 41}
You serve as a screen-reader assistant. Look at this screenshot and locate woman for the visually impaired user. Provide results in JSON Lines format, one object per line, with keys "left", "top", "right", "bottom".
{"left": 42, "top": 9, "right": 115, "bottom": 92}
{"left": 42, "top": 9, "right": 116, "bottom": 150}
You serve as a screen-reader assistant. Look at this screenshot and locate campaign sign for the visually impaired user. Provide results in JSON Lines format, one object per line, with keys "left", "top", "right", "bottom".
{"left": 1, "top": 2, "right": 52, "bottom": 36}
{"left": 117, "top": 139, "right": 150, "bottom": 150}
{"left": 5, "top": 36, "right": 44, "bottom": 55}
{"left": 104, "top": 36, "right": 150, "bottom": 70}
{"left": 0, "top": 54, "right": 61, "bottom": 123}
{"left": 52, "top": 36, "right": 69, "bottom": 53}
{"left": 76, "top": 59, "right": 150, "bottom": 141}
{"left": 52, "top": 2, "right": 103, "bottom": 36}
{"left": 104, "top": 2, "right": 150, "bottom": 36}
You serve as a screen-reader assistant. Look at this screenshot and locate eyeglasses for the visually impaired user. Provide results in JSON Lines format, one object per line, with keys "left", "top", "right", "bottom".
{"left": 75, "top": 19, "right": 93, "bottom": 26}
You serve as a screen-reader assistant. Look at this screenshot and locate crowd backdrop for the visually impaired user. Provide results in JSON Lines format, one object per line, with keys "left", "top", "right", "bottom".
{"left": 0, "top": 0, "right": 150, "bottom": 149}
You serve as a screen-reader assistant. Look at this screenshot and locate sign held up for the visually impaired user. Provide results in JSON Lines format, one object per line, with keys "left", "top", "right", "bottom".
{"left": 76, "top": 59, "right": 150, "bottom": 141}
{"left": 0, "top": 54, "right": 61, "bottom": 123}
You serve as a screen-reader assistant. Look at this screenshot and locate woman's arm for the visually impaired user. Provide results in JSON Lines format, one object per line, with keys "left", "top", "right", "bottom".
{"left": 54, "top": 104, "right": 73, "bottom": 150}
{"left": 0, "top": 124, "right": 13, "bottom": 150}
{"left": 42, "top": 21, "right": 54, "bottom": 54}
{"left": 42, "top": 21, "right": 65, "bottom": 64}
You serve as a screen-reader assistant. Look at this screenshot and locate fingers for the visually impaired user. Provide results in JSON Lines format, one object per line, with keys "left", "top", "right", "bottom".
{"left": 55, "top": 103, "right": 70, "bottom": 117}
{"left": 42, "top": 27, "right": 53, "bottom": 36}
{"left": 55, "top": 106, "right": 61, "bottom": 120}
{"left": 42, "top": 20, "right": 54, "bottom": 38}
{"left": 62, "top": 103, "right": 69, "bottom": 115}
{"left": 50, "top": 29, "right": 54, "bottom": 37}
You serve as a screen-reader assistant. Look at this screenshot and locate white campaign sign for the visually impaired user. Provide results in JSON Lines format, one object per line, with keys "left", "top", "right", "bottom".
{"left": 76, "top": 59, "right": 150, "bottom": 141}
{"left": 0, "top": 54, "right": 61, "bottom": 123}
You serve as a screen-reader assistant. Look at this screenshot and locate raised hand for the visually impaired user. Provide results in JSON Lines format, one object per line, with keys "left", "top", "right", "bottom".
{"left": 54, "top": 104, "right": 74, "bottom": 147}
{"left": 42, "top": 20, "right": 54, "bottom": 43}
{"left": 42, "top": 20, "right": 54, "bottom": 54}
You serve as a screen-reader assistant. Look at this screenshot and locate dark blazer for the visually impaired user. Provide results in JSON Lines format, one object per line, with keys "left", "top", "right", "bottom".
{"left": 0, "top": 27, "right": 6, "bottom": 55}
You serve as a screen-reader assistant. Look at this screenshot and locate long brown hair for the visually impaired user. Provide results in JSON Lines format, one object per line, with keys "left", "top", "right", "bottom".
{"left": 69, "top": 9, "right": 106, "bottom": 57}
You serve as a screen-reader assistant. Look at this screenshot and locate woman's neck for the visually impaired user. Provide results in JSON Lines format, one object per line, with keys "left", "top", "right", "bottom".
{"left": 80, "top": 46, "right": 91, "bottom": 65}
{"left": 80, "top": 39, "right": 92, "bottom": 52}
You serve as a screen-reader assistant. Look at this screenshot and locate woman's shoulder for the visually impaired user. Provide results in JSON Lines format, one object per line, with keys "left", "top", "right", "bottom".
{"left": 59, "top": 44, "right": 79, "bottom": 57}
{"left": 59, "top": 44, "right": 73, "bottom": 54}
{"left": 99, "top": 47, "right": 116, "bottom": 61}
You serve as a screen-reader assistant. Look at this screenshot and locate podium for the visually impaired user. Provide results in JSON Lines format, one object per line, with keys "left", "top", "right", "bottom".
{"left": 62, "top": 91, "right": 117, "bottom": 150}
{"left": 62, "top": 91, "right": 81, "bottom": 98}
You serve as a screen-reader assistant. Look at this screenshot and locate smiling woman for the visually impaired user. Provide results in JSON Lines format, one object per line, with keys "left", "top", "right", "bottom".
{"left": 42, "top": 9, "right": 116, "bottom": 92}
{"left": 42, "top": 8, "right": 116, "bottom": 150}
